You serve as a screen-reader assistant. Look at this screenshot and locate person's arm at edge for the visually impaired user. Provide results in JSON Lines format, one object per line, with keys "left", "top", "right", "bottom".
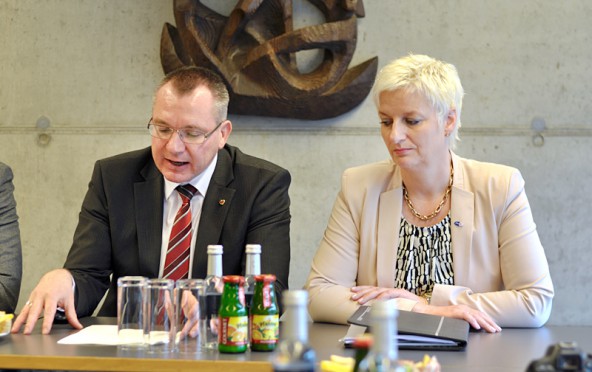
{"left": 0, "top": 164, "right": 22, "bottom": 314}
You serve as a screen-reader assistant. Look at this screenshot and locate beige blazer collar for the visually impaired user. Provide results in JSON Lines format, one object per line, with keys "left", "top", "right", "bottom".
{"left": 376, "top": 164, "right": 402, "bottom": 288}
{"left": 375, "top": 152, "right": 475, "bottom": 288}
{"left": 450, "top": 152, "right": 474, "bottom": 286}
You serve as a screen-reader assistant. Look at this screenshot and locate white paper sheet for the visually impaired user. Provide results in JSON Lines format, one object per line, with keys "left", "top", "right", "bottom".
{"left": 57, "top": 325, "right": 122, "bottom": 345}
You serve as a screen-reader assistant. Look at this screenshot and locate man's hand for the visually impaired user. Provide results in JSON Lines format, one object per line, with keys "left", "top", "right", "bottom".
{"left": 11, "top": 269, "right": 83, "bottom": 335}
{"left": 176, "top": 289, "right": 200, "bottom": 339}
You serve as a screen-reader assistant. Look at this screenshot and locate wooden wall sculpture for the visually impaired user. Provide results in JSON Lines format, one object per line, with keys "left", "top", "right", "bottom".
{"left": 160, "top": 0, "right": 378, "bottom": 120}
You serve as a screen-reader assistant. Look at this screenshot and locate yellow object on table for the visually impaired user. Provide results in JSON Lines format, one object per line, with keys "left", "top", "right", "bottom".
{"left": 320, "top": 355, "right": 355, "bottom": 372}
{"left": 399, "top": 355, "right": 441, "bottom": 372}
{"left": 320, "top": 354, "right": 440, "bottom": 372}
{"left": 0, "top": 311, "right": 14, "bottom": 335}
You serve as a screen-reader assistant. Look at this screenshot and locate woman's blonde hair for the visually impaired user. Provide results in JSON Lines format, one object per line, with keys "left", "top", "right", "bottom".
{"left": 372, "top": 54, "right": 464, "bottom": 149}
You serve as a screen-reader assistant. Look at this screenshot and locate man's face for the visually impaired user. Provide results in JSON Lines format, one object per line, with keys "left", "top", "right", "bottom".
{"left": 151, "top": 83, "right": 231, "bottom": 183}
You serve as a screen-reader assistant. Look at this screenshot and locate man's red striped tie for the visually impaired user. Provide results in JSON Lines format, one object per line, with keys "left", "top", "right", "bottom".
{"left": 163, "top": 184, "right": 197, "bottom": 281}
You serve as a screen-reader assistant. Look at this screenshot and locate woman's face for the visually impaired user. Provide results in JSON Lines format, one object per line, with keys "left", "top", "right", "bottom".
{"left": 378, "top": 88, "right": 455, "bottom": 170}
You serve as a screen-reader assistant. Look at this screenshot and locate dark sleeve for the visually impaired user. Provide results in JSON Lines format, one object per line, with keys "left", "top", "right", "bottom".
{"left": 243, "top": 167, "right": 291, "bottom": 309}
{"left": 63, "top": 161, "right": 112, "bottom": 317}
{"left": 0, "top": 164, "right": 22, "bottom": 313}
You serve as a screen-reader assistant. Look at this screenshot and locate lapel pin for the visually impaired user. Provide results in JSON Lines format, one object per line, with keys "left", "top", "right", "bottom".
{"left": 454, "top": 221, "right": 463, "bottom": 227}
{"left": 219, "top": 199, "right": 226, "bottom": 206}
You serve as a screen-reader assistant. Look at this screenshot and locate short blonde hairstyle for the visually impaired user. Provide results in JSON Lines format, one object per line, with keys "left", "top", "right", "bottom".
{"left": 372, "top": 54, "right": 464, "bottom": 149}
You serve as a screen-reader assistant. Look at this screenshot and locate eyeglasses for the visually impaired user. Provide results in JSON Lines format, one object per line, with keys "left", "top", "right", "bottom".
{"left": 147, "top": 119, "right": 224, "bottom": 145}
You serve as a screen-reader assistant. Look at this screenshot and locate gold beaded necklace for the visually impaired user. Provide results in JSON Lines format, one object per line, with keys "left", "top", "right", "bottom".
{"left": 403, "top": 165, "right": 454, "bottom": 221}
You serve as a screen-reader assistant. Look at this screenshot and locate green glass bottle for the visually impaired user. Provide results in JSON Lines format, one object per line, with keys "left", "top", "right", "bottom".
{"left": 218, "top": 275, "right": 248, "bottom": 353}
{"left": 250, "top": 274, "right": 279, "bottom": 351}
{"left": 352, "top": 336, "right": 373, "bottom": 372}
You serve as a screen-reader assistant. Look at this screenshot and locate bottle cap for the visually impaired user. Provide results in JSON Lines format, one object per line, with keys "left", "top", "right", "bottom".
{"left": 245, "top": 244, "right": 262, "bottom": 254}
{"left": 207, "top": 244, "right": 223, "bottom": 254}
{"left": 282, "top": 290, "right": 308, "bottom": 306}
{"left": 255, "top": 274, "right": 276, "bottom": 283}
{"left": 352, "top": 335, "right": 373, "bottom": 349}
{"left": 223, "top": 275, "right": 245, "bottom": 284}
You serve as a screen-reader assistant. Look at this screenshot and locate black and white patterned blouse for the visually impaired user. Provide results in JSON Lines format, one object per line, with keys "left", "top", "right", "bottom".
{"left": 394, "top": 214, "right": 454, "bottom": 296}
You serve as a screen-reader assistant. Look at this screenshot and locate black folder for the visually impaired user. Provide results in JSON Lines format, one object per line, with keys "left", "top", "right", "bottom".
{"left": 346, "top": 306, "right": 469, "bottom": 351}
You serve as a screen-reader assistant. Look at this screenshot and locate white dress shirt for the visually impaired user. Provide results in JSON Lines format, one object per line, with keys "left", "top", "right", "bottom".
{"left": 158, "top": 154, "right": 217, "bottom": 277}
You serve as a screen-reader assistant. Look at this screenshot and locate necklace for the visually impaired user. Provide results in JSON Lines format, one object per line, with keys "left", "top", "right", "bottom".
{"left": 403, "top": 165, "right": 454, "bottom": 221}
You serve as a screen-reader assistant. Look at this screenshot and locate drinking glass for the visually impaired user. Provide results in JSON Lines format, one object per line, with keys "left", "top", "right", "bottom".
{"left": 117, "top": 276, "right": 147, "bottom": 349}
{"left": 144, "top": 278, "right": 175, "bottom": 353}
{"left": 175, "top": 279, "right": 205, "bottom": 353}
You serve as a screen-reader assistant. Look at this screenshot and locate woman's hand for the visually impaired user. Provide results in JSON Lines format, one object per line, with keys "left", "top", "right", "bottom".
{"left": 350, "top": 286, "right": 422, "bottom": 304}
{"left": 413, "top": 302, "right": 501, "bottom": 333}
{"left": 351, "top": 286, "right": 501, "bottom": 333}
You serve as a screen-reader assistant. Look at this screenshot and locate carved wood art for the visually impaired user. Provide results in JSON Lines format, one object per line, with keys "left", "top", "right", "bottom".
{"left": 160, "top": 0, "right": 378, "bottom": 120}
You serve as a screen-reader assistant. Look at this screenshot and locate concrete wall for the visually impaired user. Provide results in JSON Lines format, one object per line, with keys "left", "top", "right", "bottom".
{"left": 1, "top": 0, "right": 591, "bottom": 325}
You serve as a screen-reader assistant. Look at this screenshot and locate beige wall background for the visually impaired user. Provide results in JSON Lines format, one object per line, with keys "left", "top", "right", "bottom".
{"left": 1, "top": 0, "right": 591, "bottom": 325}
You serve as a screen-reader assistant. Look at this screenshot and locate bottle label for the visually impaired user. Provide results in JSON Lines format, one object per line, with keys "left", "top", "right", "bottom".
{"left": 251, "top": 314, "right": 279, "bottom": 344}
{"left": 219, "top": 316, "right": 248, "bottom": 346}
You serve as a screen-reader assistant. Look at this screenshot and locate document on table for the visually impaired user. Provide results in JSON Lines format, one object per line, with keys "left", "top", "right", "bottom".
{"left": 58, "top": 325, "right": 122, "bottom": 345}
{"left": 346, "top": 306, "right": 469, "bottom": 351}
{"left": 342, "top": 324, "right": 463, "bottom": 348}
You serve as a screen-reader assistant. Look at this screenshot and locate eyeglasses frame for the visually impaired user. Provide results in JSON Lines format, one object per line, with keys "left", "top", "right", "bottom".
{"left": 147, "top": 118, "right": 225, "bottom": 145}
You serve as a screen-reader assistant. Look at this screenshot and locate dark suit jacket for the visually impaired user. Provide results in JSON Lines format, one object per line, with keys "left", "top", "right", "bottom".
{"left": 64, "top": 144, "right": 291, "bottom": 317}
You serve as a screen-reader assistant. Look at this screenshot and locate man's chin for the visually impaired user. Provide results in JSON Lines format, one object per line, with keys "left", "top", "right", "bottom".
{"left": 162, "top": 171, "right": 193, "bottom": 184}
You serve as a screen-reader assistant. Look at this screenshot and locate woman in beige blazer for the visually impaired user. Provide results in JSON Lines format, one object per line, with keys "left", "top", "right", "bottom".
{"left": 305, "top": 54, "right": 553, "bottom": 332}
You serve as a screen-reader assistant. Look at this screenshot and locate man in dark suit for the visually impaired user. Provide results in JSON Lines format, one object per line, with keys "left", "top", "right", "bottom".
{"left": 13, "top": 67, "right": 291, "bottom": 334}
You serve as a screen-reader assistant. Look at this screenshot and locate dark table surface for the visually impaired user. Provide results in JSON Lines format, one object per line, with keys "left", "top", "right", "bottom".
{"left": 0, "top": 317, "right": 590, "bottom": 371}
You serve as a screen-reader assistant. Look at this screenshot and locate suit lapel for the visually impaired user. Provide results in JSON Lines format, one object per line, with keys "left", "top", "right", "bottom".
{"left": 376, "top": 165, "right": 402, "bottom": 288}
{"left": 377, "top": 187, "right": 403, "bottom": 288}
{"left": 135, "top": 159, "right": 164, "bottom": 278}
{"left": 192, "top": 147, "right": 236, "bottom": 277}
{"left": 449, "top": 153, "right": 474, "bottom": 285}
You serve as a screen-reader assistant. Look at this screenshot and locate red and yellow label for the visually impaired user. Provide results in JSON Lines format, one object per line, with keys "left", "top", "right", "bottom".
{"left": 219, "top": 316, "right": 248, "bottom": 346}
{"left": 250, "top": 315, "right": 279, "bottom": 344}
